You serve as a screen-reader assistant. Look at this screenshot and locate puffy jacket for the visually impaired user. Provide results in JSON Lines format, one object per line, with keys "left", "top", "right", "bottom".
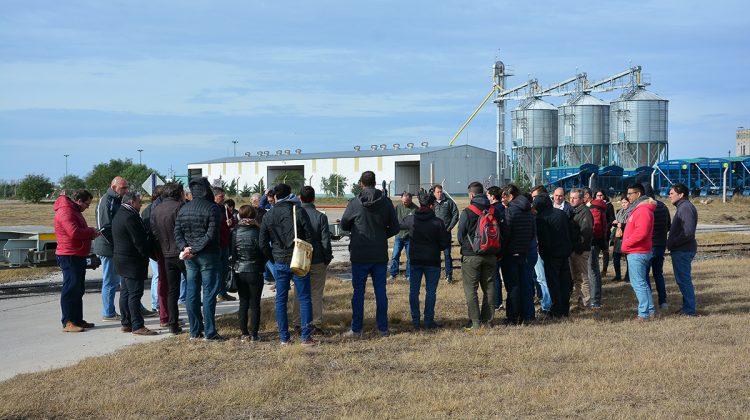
{"left": 433, "top": 194, "right": 459, "bottom": 231}
{"left": 53, "top": 195, "right": 98, "bottom": 257}
{"left": 457, "top": 195, "right": 491, "bottom": 257}
{"left": 589, "top": 199, "right": 608, "bottom": 243}
{"left": 400, "top": 207, "right": 450, "bottom": 266}
{"left": 652, "top": 200, "right": 671, "bottom": 247}
{"left": 231, "top": 223, "right": 266, "bottom": 272}
{"left": 501, "top": 195, "right": 535, "bottom": 257}
{"left": 533, "top": 193, "right": 572, "bottom": 260}
{"left": 622, "top": 198, "right": 657, "bottom": 254}
{"left": 667, "top": 198, "right": 698, "bottom": 252}
{"left": 92, "top": 188, "right": 122, "bottom": 257}
{"left": 259, "top": 199, "right": 314, "bottom": 264}
{"left": 340, "top": 187, "right": 400, "bottom": 264}
{"left": 571, "top": 204, "right": 594, "bottom": 254}
{"left": 301, "top": 202, "right": 333, "bottom": 265}
{"left": 174, "top": 178, "right": 221, "bottom": 255}
{"left": 395, "top": 202, "right": 418, "bottom": 239}
{"left": 150, "top": 197, "right": 182, "bottom": 258}
{"left": 112, "top": 204, "right": 150, "bottom": 279}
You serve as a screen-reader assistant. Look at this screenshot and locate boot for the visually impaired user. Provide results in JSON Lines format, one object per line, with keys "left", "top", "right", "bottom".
{"left": 63, "top": 321, "right": 84, "bottom": 333}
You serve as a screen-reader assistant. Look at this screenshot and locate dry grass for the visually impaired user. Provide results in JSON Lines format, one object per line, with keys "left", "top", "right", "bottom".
{"left": 0, "top": 266, "right": 59, "bottom": 285}
{"left": 0, "top": 256, "right": 749, "bottom": 418}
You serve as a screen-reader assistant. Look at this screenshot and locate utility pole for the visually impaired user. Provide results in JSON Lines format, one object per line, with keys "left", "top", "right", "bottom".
{"left": 64, "top": 154, "right": 69, "bottom": 177}
{"left": 137, "top": 149, "right": 143, "bottom": 165}
{"left": 232, "top": 140, "right": 238, "bottom": 157}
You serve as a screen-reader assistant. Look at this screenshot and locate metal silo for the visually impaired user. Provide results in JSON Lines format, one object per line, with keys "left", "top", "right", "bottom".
{"left": 511, "top": 98, "right": 558, "bottom": 185}
{"left": 610, "top": 88, "right": 668, "bottom": 168}
{"left": 557, "top": 93, "right": 610, "bottom": 167}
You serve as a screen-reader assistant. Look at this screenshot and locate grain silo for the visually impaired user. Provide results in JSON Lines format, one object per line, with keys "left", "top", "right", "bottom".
{"left": 609, "top": 87, "right": 668, "bottom": 168}
{"left": 557, "top": 93, "right": 610, "bottom": 167}
{"left": 511, "top": 97, "right": 558, "bottom": 185}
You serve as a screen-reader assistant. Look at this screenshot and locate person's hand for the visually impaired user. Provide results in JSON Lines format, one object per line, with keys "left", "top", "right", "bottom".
{"left": 226, "top": 219, "right": 233, "bottom": 227}
{"left": 93, "top": 229, "right": 101, "bottom": 238}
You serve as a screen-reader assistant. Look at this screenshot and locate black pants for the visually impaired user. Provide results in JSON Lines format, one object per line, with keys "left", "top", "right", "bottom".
{"left": 164, "top": 257, "right": 186, "bottom": 329}
{"left": 543, "top": 256, "right": 572, "bottom": 317}
{"left": 501, "top": 255, "right": 525, "bottom": 324}
{"left": 57, "top": 255, "right": 87, "bottom": 326}
{"left": 237, "top": 271, "right": 264, "bottom": 336}
{"left": 120, "top": 276, "right": 145, "bottom": 330}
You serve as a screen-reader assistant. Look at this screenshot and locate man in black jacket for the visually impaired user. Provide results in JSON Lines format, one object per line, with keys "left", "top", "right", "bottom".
{"left": 667, "top": 183, "right": 698, "bottom": 316}
{"left": 457, "top": 182, "right": 499, "bottom": 330}
{"left": 569, "top": 188, "right": 594, "bottom": 310}
{"left": 259, "top": 183, "right": 316, "bottom": 346}
{"left": 175, "top": 177, "right": 223, "bottom": 341}
{"left": 499, "top": 184, "right": 535, "bottom": 325}
{"left": 340, "top": 171, "right": 400, "bottom": 337}
{"left": 643, "top": 183, "right": 671, "bottom": 310}
{"left": 533, "top": 192, "right": 573, "bottom": 318}
{"left": 432, "top": 184, "right": 459, "bottom": 283}
{"left": 112, "top": 192, "right": 157, "bottom": 336}
{"left": 150, "top": 182, "right": 185, "bottom": 334}
{"left": 292, "top": 186, "right": 333, "bottom": 335}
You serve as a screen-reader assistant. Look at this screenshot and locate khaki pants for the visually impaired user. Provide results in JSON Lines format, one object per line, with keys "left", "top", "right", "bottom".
{"left": 570, "top": 251, "right": 591, "bottom": 308}
{"left": 462, "top": 255, "right": 497, "bottom": 326}
{"left": 293, "top": 263, "right": 328, "bottom": 327}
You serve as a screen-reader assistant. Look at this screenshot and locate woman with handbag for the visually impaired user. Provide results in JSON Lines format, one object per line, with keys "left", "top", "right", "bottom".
{"left": 231, "top": 205, "right": 267, "bottom": 342}
{"left": 611, "top": 196, "right": 630, "bottom": 282}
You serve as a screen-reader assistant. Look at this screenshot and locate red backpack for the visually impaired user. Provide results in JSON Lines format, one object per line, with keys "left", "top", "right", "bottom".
{"left": 467, "top": 205, "right": 501, "bottom": 255}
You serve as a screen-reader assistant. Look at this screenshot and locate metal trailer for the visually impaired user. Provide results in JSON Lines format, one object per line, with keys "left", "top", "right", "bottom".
{"left": 557, "top": 94, "right": 610, "bottom": 167}
{"left": 728, "top": 157, "right": 750, "bottom": 196}
{"left": 543, "top": 163, "right": 599, "bottom": 191}
{"left": 695, "top": 158, "right": 733, "bottom": 197}
{"left": 511, "top": 98, "right": 559, "bottom": 186}
{"left": 654, "top": 159, "right": 705, "bottom": 196}
{"left": 609, "top": 88, "right": 669, "bottom": 168}
{"left": 0, "top": 226, "right": 58, "bottom": 267}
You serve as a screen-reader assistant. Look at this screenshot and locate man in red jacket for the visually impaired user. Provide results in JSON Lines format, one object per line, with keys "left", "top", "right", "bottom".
{"left": 621, "top": 183, "right": 657, "bottom": 321}
{"left": 53, "top": 190, "right": 100, "bottom": 332}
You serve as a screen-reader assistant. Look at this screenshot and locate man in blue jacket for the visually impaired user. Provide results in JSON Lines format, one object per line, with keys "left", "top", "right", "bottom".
{"left": 667, "top": 183, "right": 698, "bottom": 316}
{"left": 340, "top": 171, "right": 400, "bottom": 337}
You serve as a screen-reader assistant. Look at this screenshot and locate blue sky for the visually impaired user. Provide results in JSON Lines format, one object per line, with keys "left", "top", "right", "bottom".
{"left": 1, "top": 0, "right": 748, "bottom": 182}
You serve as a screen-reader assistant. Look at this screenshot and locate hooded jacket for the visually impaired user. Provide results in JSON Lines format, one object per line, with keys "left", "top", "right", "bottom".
{"left": 174, "top": 178, "right": 221, "bottom": 255}
{"left": 533, "top": 193, "right": 572, "bottom": 260}
{"left": 53, "top": 195, "right": 98, "bottom": 257}
{"left": 92, "top": 187, "right": 122, "bottom": 257}
{"left": 457, "top": 194, "right": 491, "bottom": 257}
{"left": 667, "top": 198, "right": 698, "bottom": 252}
{"left": 112, "top": 204, "right": 150, "bottom": 279}
{"left": 150, "top": 197, "right": 183, "bottom": 258}
{"left": 621, "top": 198, "right": 657, "bottom": 254}
{"left": 259, "top": 199, "right": 314, "bottom": 264}
{"left": 571, "top": 204, "right": 594, "bottom": 254}
{"left": 400, "top": 207, "right": 451, "bottom": 266}
{"left": 501, "top": 194, "right": 535, "bottom": 257}
{"left": 340, "top": 187, "right": 400, "bottom": 264}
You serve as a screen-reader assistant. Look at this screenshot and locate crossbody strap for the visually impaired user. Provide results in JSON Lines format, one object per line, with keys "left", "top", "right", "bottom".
{"left": 292, "top": 205, "right": 298, "bottom": 240}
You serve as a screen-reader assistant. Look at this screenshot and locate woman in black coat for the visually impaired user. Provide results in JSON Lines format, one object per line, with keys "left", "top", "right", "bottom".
{"left": 231, "top": 205, "right": 267, "bottom": 341}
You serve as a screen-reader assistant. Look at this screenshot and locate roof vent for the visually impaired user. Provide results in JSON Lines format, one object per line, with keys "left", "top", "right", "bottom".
{"left": 393, "top": 143, "right": 400, "bottom": 150}
{"left": 263, "top": 151, "right": 270, "bottom": 156}
{"left": 295, "top": 149, "right": 302, "bottom": 154}
{"left": 380, "top": 144, "right": 387, "bottom": 150}
{"left": 276, "top": 150, "right": 283, "bottom": 155}
{"left": 244, "top": 152, "right": 252, "bottom": 157}
{"left": 354, "top": 146, "right": 361, "bottom": 151}
{"left": 370, "top": 145, "right": 378, "bottom": 150}
{"left": 421, "top": 141, "right": 429, "bottom": 148}
{"left": 284, "top": 149, "right": 291, "bottom": 155}
{"left": 406, "top": 143, "right": 414, "bottom": 149}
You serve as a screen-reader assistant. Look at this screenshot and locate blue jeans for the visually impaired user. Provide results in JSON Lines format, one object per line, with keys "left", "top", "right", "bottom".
{"left": 522, "top": 252, "right": 537, "bottom": 321}
{"left": 649, "top": 245, "right": 667, "bottom": 305}
{"left": 178, "top": 274, "right": 186, "bottom": 304}
{"left": 627, "top": 252, "right": 655, "bottom": 318}
{"left": 100, "top": 255, "right": 121, "bottom": 317}
{"left": 409, "top": 265, "right": 441, "bottom": 326}
{"left": 274, "top": 262, "right": 312, "bottom": 342}
{"left": 671, "top": 251, "right": 697, "bottom": 315}
{"left": 443, "top": 246, "right": 453, "bottom": 279}
{"left": 389, "top": 236, "right": 410, "bottom": 278}
{"left": 217, "top": 247, "right": 230, "bottom": 296}
{"left": 265, "top": 260, "right": 278, "bottom": 282}
{"left": 588, "top": 243, "right": 603, "bottom": 307}
{"left": 58, "top": 255, "right": 87, "bottom": 326}
{"left": 150, "top": 259, "right": 160, "bottom": 310}
{"left": 351, "top": 262, "right": 388, "bottom": 333}
{"left": 535, "top": 256, "right": 552, "bottom": 311}
{"left": 185, "top": 252, "right": 221, "bottom": 338}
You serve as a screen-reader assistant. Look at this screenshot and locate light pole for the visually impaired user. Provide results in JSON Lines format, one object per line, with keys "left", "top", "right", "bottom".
{"left": 232, "top": 140, "right": 238, "bottom": 157}
{"left": 137, "top": 149, "right": 143, "bottom": 165}
{"left": 64, "top": 154, "right": 69, "bottom": 177}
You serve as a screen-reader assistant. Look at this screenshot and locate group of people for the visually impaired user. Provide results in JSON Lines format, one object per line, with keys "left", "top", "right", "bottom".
{"left": 53, "top": 169, "right": 699, "bottom": 344}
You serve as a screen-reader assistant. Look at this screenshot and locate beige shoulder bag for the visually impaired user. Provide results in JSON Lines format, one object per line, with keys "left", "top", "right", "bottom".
{"left": 290, "top": 205, "right": 313, "bottom": 276}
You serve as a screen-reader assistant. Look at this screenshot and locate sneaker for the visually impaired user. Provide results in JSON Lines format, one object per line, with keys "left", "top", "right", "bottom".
{"left": 423, "top": 322, "right": 442, "bottom": 330}
{"left": 378, "top": 330, "right": 390, "bottom": 337}
{"left": 170, "top": 326, "right": 183, "bottom": 335}
{"left": 280, "top": 340, "right": 291, "bottom": 347}
{"left": 204, "top": 334, "right": 226, "bottom": 342}
{"left": 221, "top": 294, "right": 237, "bottom": 302}
{"left": 659, "top": 302, "right": 669, "bottom": 310}
{"left": 121, "top": 326, "right": 132, "bottom": 333}
{"left": 63, "top": 321, "right": 84, "bottom": 333}
{"left": 342, "top": 329, "right": 361, "bottom": 338}
{"left": 141, "top": 308, "right": 158, "bottom": 318}
{"left": 102, "top": 313, "right": 121, "bottom": 322}
{"left": 446, "top": 276, "right": 453, "bottom": 284}
{"left": 240, "top": 334, "right": 251, "bottom": 342}
{"left": 250, "top": 335, "right": 261, "bottom": 342}
{"left": 189, "top": 333, "right": 205, "bottom": 341}
{"left": 300, "top": 338, "right": 319, "bottom": 347}
{"left": 405, "top": 277, "right": 410, "bottom": 282}
{"left": 80, "top": 320, "right": 95, "bottom": 329}
{"left": 463, "top": 324, "right": 480, "bottom": 332}
{"left": 132, "top": 327, "right": 158, "bottom": 336}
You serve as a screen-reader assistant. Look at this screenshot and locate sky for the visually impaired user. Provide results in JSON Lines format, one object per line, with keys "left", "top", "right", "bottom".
{"left": 1, "top": 0, "right": 748, "bottom": 182}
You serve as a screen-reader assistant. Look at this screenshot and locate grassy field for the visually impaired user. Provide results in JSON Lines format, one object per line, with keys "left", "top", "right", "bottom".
{"left": 0, "top": 255, "right": 748, "bottom": 418}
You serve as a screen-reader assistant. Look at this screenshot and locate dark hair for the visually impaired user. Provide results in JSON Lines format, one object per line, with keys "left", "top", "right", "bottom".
{"left": 432, "top": 184, "right": 443, "bottom": 190}
{"left": 487, "top": 186, "right": 502, "bottom": 201}
{"left": 582, "top": 187, "right": 592, "bottom": 197}
{"left": 531, "top": 185, "right": 548, "bottom": 195}
{"left": 418, "top": 190, "right": 435, "bottom": 207}
{"left": 225, "top": 199, "right": 235, "bottom": 208}
{"left": 238, "top": 204, "right": 256, "bottom": 219}
{"left": 162, "top": 182, "right": 184, "bottom": 200}
{"left": 151, "top": 185, "right": 164, "bottom": 199}
{"left": 641, "top": 182, "right": 655, "bottom": 199}
{"left": 596, "top": 188, "right": 609, "bottom": 199}
{"left": 122, "top": 191, "right": 141, "bottom": 205}
{"left": 467, "top": 181, "right": 483, "bottom": 195}
{"left": 503, "top": 184, "right": 521, "bottom": 198}
{"left": 73, "top": 189, "right": 93, "bottom": 202}
{"left": 299, "top": 186, "right": 316, "bottom": 203}
{"left": 671, "top": 183, "right": 689, "bottom": 198}
{"left": 274, "top": 183, "right": 291, "bottom": 199}
{"left": 401, "top": 191, "right": 413, "bottom": 198}
{"left": 627, "top": 183, "right": 645, "bottom": 195}
{"left": 360, "top": 171, "right": 376, "bottom": 187}
{"left": 212, "top": 186, "right": 225, "bottom": 195}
